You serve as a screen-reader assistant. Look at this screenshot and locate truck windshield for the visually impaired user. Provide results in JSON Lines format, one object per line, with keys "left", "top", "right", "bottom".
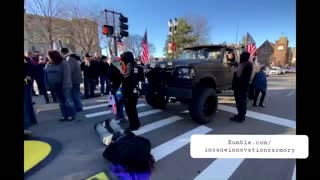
{"left": 178, "top": 48, "right": 223, "bottom": 61}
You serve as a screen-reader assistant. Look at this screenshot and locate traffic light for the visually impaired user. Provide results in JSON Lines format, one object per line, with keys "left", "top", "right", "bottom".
{"left": 103, "top": 25, "right": 114, "bottom": 36}
{"left": 119, "top": 14, "right": 129, "bottom": 37}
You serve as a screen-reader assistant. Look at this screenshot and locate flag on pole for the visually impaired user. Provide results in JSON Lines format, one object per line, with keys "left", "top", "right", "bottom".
{"left": 141, "top": 29, "right": 150, "bottom": 64}
{"left": 246, "top": 32, "right": 256, "bottom": 61}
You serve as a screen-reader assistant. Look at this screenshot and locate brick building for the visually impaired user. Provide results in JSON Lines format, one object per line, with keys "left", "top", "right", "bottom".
{"left": 24, "top": 13, "right": 100, "bottom": 56}
{"left": 256, "top": 40, "right": 274, "bottom": 66}
{"left": 288, "top": 47, "right": 296, "bottom": 65}
{"left": 273, "top": 36, "right": 289, "bottom": 67}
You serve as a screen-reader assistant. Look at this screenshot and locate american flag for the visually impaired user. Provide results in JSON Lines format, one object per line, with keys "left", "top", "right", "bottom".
{"left": 246, "top": 32, "right": 256, "bottom": 61}
{"left": 141, "top": 29, "right": 150, "bottom": 64}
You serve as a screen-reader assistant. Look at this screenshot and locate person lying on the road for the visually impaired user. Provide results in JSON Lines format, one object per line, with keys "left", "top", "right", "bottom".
{"left": 95, "top": 119, "right": 155, "bottom": 180}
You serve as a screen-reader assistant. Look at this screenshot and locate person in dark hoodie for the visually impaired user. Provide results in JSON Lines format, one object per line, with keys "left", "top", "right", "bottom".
{"left": 230, "top": 51, "right": 253, "bottom": 122}
{"left": 24, "top": 56, "right": 38, "bottom": 136}
{"left": 119, "top": 51, "right": 140, "bottom": 130}
{"left": 107, "top": 56, "right": 126, "bottom": 121}
{"left": 253, "top": 66, "right": 268, "bottom": 107}
{"left": 60, "top": 48, "right": 83, "bottom": 112}
{"left": 81, "top": 53, "right": 98, "bottom": 98}
{"left": 45, "top": 50, "right": 76, "bottom": 121}
{"left": 99, "top": 55, "right": 110, "bottom": 95}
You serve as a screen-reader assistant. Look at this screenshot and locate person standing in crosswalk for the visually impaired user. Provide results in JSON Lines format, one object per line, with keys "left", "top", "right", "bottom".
{"left": 119, "top": 52, "right": 141, "bottom": 131}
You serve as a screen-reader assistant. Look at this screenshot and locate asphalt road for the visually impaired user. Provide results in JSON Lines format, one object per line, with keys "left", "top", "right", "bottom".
{"left": 27, "top": 73, "right": 296, "bottom": 180}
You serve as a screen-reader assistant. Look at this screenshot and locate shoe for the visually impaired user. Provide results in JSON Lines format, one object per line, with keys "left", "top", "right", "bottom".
{"left": 65, "top": 116, "right": 75, "bottom": 122}
{"left": 32, "top": 102, "right": 36, "bottom": 105}
{"left": 76, "top": 108, "right": 83, "bottom": 112}
{"left": 59, "top": 117, "right": 67, "bottom": 121}
{"left": 259, "top": 104, "right": 266, "bottom": 108}
{"left": 230, "top": 116, "right": 245, "bottom": 123}
{"left": 230, "top": 115, "right": 238, "bottom": 121}
{"left": 253, "top": 104, "right": 257, "bottom": 107}
{"left": 129, "top": 124, "right": 140, "bottom": 131}
{"left": 24, "top": 130, "right": 32, "bottom": 136}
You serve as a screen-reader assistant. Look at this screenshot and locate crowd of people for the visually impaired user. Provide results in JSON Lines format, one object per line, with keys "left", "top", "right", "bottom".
{"left": 24, "top": 48, "right": 145, "bottom": 135}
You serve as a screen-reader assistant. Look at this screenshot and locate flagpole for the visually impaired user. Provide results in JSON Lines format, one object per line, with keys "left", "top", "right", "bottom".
{"left": 235, "top": 24, "right": 238, "bottom": 45}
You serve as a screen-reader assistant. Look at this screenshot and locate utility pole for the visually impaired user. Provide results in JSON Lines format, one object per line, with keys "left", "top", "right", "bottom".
{"left": 112, "top": 12, "right": 118, "bottom": 56}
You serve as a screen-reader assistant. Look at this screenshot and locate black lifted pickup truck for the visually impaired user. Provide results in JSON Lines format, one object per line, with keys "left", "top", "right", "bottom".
{"left": 143, "top": 44, "right": 259, "bottom": 124}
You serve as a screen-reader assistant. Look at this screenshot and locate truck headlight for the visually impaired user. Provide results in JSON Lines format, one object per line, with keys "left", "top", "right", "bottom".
{"left": 176, "top": 67, "right": 195, "bottom": 79}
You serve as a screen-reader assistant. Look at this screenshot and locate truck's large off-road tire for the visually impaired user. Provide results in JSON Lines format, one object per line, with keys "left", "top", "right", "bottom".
{"left": 145, "top": 88, "right": 167, "bottom": 109}
{"left": 189, "top": 88, "right": 218, "bottom": 124}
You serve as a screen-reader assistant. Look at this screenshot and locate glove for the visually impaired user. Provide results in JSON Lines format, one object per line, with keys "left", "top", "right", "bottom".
{"left": 116, "top": 87, "right": 123, "bottom": 100}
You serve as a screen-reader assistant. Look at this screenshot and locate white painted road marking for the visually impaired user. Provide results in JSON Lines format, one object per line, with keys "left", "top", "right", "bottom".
{"left": 291, "top": 164, "right": 296, "bottom": 180}
{"left": 287, "top": 90, "right": 296, "bottom": 96}
{"left": 134, "top": 116, "right": 183, "bottom": 135}
{"left": 151, "top": 126, "right": 212, "bottom": 162}
{"left": 96, "top": 100, "right": 109, "bottom": 102}
{"left": 218, "top": 105, "right": 296, "bottom": 129}
{"left": 83, "top": 103, "right": 109, "bottom": 110}
{"left": 125, "top": 109, "right": 163, "bottom": 119}
{"left": 194, "top": 159, "right": 244, "bottom": 180}
{"left": 85, "top": 103, "right": 147, "bottom": 118}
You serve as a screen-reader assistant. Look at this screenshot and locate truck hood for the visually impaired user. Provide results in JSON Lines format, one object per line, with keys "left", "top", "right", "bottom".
{"left": 154, "top": 59, "right": 207, "bottom": 68}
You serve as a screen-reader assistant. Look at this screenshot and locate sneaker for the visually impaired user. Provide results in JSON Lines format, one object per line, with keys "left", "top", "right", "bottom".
{"left": 230, "top": 117, "right": 245, "bottom": 123}
{"left": 65, "top": 116, "right": 75, "bottom": 122}
{"left": 59, "top": 117, "right": 67, "bottom": 121}
{"left": 24, "top": 130, "right": 32, "bottom": 136}
{"left": 259, "top": 104, "right": 266, "bottom": 108}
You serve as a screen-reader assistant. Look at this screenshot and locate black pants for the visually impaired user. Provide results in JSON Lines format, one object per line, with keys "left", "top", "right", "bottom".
{"left": 253, "top": 88, "right": 266, "bottom": 106}
{"left": 37, "top": 80, "right": 50, "bottom": 103}
{"left": 234, "top": 91, "right": 248, "bottom": 119}
{"left": 123, "top": 93, "right": 140, "bottom": 129}
{"left": 84, "top": 76, "right": 96, "bottom": 98}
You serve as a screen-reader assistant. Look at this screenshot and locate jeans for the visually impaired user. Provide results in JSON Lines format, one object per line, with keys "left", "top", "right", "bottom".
{"left": 84, "top": 76, "right": 96, "bottom": 98}
{"left": 111, "top": 89, "right": 125, "bottom": 119}
{"left": 55, "top": 88, "right": 76, "bottom": 118}
{"left": 123, "top": 93, "right": 140, "bottom": 129}
{"left": 71, "top": 84, "right": 83, "bottom": 112}
{"left": 24, "top": 84, "right": 37, "bottom": 129}
{"left": 234, "top": 91, "right": 248, "bottom": 119}
{"left": 253, "top": 88, "right": 266, "bottom": 106}
{"left": 100, "top": 75, "right": 109, "bottom": 95}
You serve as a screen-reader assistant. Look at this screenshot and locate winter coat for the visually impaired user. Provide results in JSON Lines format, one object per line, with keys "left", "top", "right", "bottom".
{"left": 99, "top": 60, "right": 110, "bottom": 76}
{"left": 65, "top": 53, "right": 83, "bottom": 84}
{"left": 120, "top": 52, "right": 136, "bottom": 98}
{"left": 81, "top": 60, "right": 99, "bottom": 79}
{"left": 253, "top": 70, "right": 267, "bottom": 91}
{"left": 232, "top": 53, "right": 253, "bottom": 93}
{"left": 108, "top": 63, "right": 124, "bottom": 91}
{"left": 44, "top": 60, "right": 72, "bottom": 90}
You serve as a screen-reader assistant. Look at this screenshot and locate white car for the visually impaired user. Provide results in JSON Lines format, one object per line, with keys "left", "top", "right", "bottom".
{"left": 269, "top": 67, "right": 285, "bottom": 75}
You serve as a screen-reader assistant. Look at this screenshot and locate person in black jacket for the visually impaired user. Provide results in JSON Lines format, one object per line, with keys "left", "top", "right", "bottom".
{"left": 120, "top": 52, "right": 140, "bottom": 130}
{"left": 37, "top": 55, "right": 50, "bottom": 103}
{"left": 99, "top": 55, "right": 110, "bottom": 95}
{"left": 81, "top": 54, "right": 97, "bottom": 98}
{"left": 24, "top": 56, "right": 38, "bottom": 135}
{"left": 231, "top": 51, "right": 253, "bottom": 122}
{"left": 107, "top": 56, "right": 125, "bottom": 121}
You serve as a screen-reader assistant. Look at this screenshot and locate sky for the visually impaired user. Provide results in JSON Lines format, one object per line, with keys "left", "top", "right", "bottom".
{"left": 56, "top": 0, "right": 296, "bottom": 57}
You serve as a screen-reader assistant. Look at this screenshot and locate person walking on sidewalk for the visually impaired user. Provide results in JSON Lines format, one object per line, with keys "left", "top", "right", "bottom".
{"left": 120, "top": 52, "right": 140, "bottom": 130}
{"left": 253, "top": 66, "right": 268, "bottom": 108}
{"left": 45, "top": 50, "right": 76, "bottom": 121}
{"left": 230, "top": 52, "right": 253, "bottom": 123}
{"left": 61, "top": 48, "right": 83, "bottom": 112}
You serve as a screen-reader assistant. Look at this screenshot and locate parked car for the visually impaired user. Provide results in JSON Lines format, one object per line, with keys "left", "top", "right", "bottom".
{"left": 269, "top": 67, "right": 285, "bottom": 75}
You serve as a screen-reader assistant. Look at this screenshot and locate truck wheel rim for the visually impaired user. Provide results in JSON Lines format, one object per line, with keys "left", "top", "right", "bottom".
{"left": 203, "top": 96, "right": 215, "bottom": 116}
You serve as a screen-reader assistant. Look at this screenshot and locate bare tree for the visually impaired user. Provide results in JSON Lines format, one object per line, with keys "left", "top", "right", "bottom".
{"left": 123, "top": 34, "right": 156, "bottom": 57}
{"left": 184, "top": 15, "right": 211, "bottom": 44}
{"left": 25, "top": 0, "right": 64, "bottom": 49}
{"left": 67, "top": 3, "right": 103, "bottom": 54}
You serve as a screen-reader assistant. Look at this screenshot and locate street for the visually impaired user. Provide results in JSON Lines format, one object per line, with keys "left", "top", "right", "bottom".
{"left": 28, "top": 74, "right": 296, "bottom": 180}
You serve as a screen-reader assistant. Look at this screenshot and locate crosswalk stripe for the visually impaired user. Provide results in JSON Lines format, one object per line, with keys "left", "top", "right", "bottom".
{"left": 151, "top": 126, "right": 212, "bottom": 162}
{"left": 125, "top": 109, "right": 163, "bottom": 119}
{"left": 85, "top": 104, "right": 147, "bottom": 118}
{"left": 291, "top": 164, "right": 296, "bottom": 180}
{"left": 218, "top": 105, "right": 296, "bottom": 129}
{"left": 133, "top": 116, "right": 183, "bottom": 135}
{"left": 194, "top": 159, "right": 244, "bottom": 180}
{"left": 83, "top": 103, "right": 109, "bottom": 110}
